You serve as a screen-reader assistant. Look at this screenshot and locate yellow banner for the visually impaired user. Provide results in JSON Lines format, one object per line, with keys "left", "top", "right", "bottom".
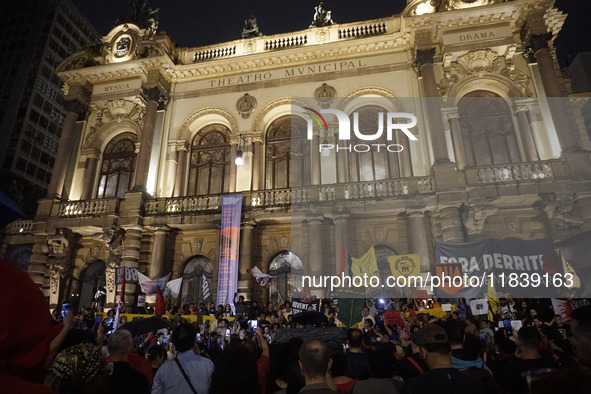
{"left": 388, "top": 254, "right": 420, "bottom": 277}
{"left": 351, "top": 246, "right": 379, "bottom": 277}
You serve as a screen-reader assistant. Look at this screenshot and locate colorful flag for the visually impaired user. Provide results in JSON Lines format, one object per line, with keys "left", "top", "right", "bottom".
{"left": 247, "top": 266, "right": 273, "bottom": 289}
{"left": 202, "top": 274, "right": 211, "bottom": 301}
{"left": 155, "top": 286, "right": 165, "bottom": 316}
{"left": 351, "top": 245, "right": 379, "bottom": 278}
{"left": 341, "top": 244, "right": 352, "bottom": 276}
{"left": 138, "top": 273, "right": 170, "bottom": 295}
{"left": 216, "top": 194, "right": 242, "bottom": 308}
{"left": 388, "top": 254, "right": 420, "bottom": 277}
{"left": 164, "top": 277, "right": 183, "bottom": 299}
{"left": 487, "top": 276, "right": 500, "bottom": 322}
{"left": 113, "top": 266, "right": 125, "bottom": 330}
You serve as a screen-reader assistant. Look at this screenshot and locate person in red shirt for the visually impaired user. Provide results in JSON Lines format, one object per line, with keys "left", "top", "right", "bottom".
{"left": 0, "top": 258, "right": 71, "bottom": 393}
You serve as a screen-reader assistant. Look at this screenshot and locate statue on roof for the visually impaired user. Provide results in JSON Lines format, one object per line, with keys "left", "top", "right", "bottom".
{"left": 310, "top": 2, "right": 335, "bottom": 28}
{"left": 114, "top": 0, "right": 159, "bottom": 33}
{"left": 242, "top": 15, "right": 263, "bottom": 39}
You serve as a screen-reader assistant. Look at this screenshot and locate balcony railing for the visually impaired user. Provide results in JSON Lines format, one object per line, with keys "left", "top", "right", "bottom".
{"left": 251, "top": 188, "right": 310, "bottom": 207}
{"left": 6, "top": 220, "right": 33, "bottom": 234}
{"left": 58, "top": 198, "right": 116, "bottom": 217}
{"left": 147, "top": 195, "right": 222, "bottom": 214}
{"left": 472, "top": 162, "right": 556, "bottom": 184}
{"left": 181, "top": 18, "right": 394, "bottom": 65}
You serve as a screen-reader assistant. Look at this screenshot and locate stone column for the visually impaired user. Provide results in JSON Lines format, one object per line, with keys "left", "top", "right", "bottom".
{"left": 252, "top": 138, "right": 263, "bottom": 191}
{"left": 149, "top": 227, "right": 168, "bottom": 279}
{"left": 438, "top": 206, "right": 464, "bottom": 243}
{"left": 447, "top": 111, "right": 466, "bottom": 170}
{"left": 307, "top": 217, "right": 323, "bottom": 278}
{"left": 133, "top": 87, "right": 165, "bottom": 191}
{"left": 229, "top": 142, "right": 238, "bottom": 193}
{"left": 311, "top": 133, "right": 321, "bottom": 185}
{"left": 239, "top": 221, "right": 255, "bottom": 299}
{"left": 333, "top": 215, "right": 349, "bottom": 276}
{"left": 415, "top": 48, "right": 450, "bottom": 164}
{"left": 515, "top": 105, "right": 539, "bottom": 162}
{"left": 80, "top": 149, "right": 100, "bottom": 200}
{"left": 407, "top": 209, "right": 431, "bottom": 273}
{"left": 47, "top": 99, "right": 87, "bottom": 197}
{"left": 396, "top": 125, "right": 413, "bottom": 177}
{"left": 523, "top": 27, "right": 578, "bottom": 152}
{"left": 120, "top": 226, "right": 143, "bottom": 306}
{"left": 173, "top": 143, "right": 188, "bottom": 197}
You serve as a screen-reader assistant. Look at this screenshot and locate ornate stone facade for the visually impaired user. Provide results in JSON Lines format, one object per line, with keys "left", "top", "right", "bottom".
{"left": 3, "top": 0, "right": 591, "bottom": 308}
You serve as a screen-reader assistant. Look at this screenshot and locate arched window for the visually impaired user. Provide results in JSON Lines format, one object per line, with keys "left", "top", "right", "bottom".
{"left": 265, "top": 116, "right": 310, "bottom": 189}
{"left": 268, "top": 251, "right": 303, "bottom": 303}
{"left": 188, "top": 125, "right": 230, "bottom": 196}
{"left": 97, "top": 133, "right": 136, "bottom": 198}
{"left": 458, "top": 91, "right": 520, "bottom": 167}
{"left": 348, "top": 106, "right": 400, "bottom": 182}
{"left": 180, "top": 256, "right": 214, "bottom": 306}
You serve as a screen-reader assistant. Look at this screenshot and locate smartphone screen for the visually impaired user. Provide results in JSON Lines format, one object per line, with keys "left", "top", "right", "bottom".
{"left": 196, "top": 333, "right": 201, "bottom": 341}
{"left": 250, "top": 320, "right": 258, "bottom": 331}
{"left": 225, "top": 328, "right": 231, "bottom": 337}
{"left": 503, "top": 319, "right": 512, "bottom": 336}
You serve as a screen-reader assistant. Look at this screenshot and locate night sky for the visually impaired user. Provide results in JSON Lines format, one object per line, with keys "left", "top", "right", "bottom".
{"left": 71, "top": 0, "right": 590, "bottom": 67}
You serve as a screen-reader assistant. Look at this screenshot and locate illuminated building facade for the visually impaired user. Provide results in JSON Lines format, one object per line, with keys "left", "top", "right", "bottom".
{"left": 2, "top": 0, "right": 590, "bottom": 309}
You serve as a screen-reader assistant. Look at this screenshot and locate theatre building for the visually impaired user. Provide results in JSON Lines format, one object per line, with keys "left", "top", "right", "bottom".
{"left": 2, "top": 0, "right": 590, "bottom": 310}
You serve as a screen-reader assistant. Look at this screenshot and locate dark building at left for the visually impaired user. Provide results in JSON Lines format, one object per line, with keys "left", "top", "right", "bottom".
{"left": 0, "top": 0, "right": 99, "bottom": 215}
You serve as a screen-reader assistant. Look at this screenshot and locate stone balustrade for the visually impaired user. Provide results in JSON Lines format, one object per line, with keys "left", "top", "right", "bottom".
{"left": 6, "top": 220, "right": 33, "bottom": 234}
{"left": 58, "top": 198, "right": 116, "bottom": 217}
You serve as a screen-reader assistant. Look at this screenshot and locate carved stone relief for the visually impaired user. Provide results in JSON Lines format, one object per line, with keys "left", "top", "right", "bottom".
{"left": 314, "top": 83, "right": 337, "bottom": 109}
{"left": 542, "top": 193, "right": 584, "bottom": 229}
{"left": 83, "top": 99, "right": 145, "bottom": 148}
{"left": 438, "top": 49, "right": 531, "bottom": 97}
{"left": 463, "top": 204, "right": 498, "bottom": 235}
{"left": 236, "top": 93, "right": 257, "bottom": 119}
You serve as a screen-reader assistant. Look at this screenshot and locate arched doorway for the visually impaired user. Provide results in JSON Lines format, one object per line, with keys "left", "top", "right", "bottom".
{"left": 78, "top": 260, "right": 106, "bottom": 309}
{"left": 268, "top": 251, "right": 304, "bottom": 303}
{"left": 180, "top": 256, "right": 214, "bottom": 306}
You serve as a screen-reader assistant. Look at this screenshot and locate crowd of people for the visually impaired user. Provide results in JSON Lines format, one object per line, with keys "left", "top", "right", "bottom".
{"left": 2, "top": 257, "right": 591, "bottom": 394}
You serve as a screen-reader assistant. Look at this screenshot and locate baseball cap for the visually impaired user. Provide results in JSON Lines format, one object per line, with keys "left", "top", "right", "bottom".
{"left": 416, "top": 323, "right": 449, "bottom": 345}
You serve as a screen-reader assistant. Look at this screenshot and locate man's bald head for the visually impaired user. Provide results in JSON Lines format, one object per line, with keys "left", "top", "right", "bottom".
{"left": 298, "top": 339, "right": 330, "bottom": 379}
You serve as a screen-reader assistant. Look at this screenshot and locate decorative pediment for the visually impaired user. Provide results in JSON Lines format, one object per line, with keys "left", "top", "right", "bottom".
{"left": 439, "top": 49, "right": 531, "bottom": 97}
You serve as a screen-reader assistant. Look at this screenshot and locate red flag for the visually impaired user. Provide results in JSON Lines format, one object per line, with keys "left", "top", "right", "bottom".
{"left": 114, "top": 267, "right": 126, "bottom": 330}
{"left": 155, "top": 286, "right": 165, "bottom": 317}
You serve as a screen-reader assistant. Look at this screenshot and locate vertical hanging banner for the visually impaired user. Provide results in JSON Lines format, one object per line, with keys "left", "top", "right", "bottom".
{"left": 216, "top": 194, "right": 243, "bottom": 308}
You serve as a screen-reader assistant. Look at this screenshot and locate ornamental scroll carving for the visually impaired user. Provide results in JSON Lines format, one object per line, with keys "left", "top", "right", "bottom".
{"left": 438, "top": 49, "right": 530, "bottom": 96}
{"left": 83, "top": 99, "right": 145, "bottom": 148}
